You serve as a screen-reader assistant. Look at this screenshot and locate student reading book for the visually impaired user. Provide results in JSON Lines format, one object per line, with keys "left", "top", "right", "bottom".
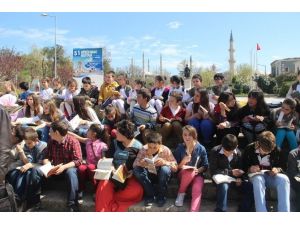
{"left": 271, "top": 98, "right": 298, "bottom": 151}
{"left": 6, "top": 128, "right": 46, "bottom": 211}
{"left": 174, "top": 125, "right": 208, "bottom": 212}
{"left": 210, "top": 134, "right": 253, "bottom": 212}
{"left": 133, "top": 132, "right": 177, "bottom": 208}
{"left": 95, "top": 120, "right": 143, "bottom": 212}
{"left": 242, "top": 131, "right": 290, "bottom": 212}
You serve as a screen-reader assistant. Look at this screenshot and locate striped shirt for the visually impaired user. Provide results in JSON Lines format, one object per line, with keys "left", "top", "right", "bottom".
{"left": 130, "top": 103, "right": 157, "bottom": 129}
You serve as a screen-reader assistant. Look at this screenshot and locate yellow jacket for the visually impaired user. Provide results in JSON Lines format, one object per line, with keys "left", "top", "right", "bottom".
{"left": 98, "top": 81, "right": 119, "bottom": 102}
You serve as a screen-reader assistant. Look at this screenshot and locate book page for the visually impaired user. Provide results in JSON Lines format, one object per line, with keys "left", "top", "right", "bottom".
{"left": 69, "top": 115, "right": 81, "bottom": 130}
{"left": 96, "top": 158, "right": 113, "bottom": 170}
{"left": 212, "top": 174, "right": 237, "bottom": 184}
{"left": 94, "top": 158, "right": 113, "bottom": 180}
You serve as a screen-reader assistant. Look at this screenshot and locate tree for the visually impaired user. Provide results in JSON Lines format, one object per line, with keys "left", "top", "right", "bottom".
{"left": 42, "top": 44, "right": 69, "bottom": 78}
{"left": 21, "top": 46, "right": 45, "bottom": 82}
{"left": 235, "top": 64, "right": 253, "bottom": 84}
{"left": 200, "top": 67, "right": 215, "bottom": 87}
{"left": 0, "top": 48, "right": 24, "bottom": 82}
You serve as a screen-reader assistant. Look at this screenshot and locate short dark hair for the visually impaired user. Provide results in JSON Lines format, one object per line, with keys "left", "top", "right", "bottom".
{"left": 13, "top": 125, "right": 25, "bottom": 142}
{"left": 88, "top": 124, "right": 107, "bottom": 141}
{"left": 192, "top": 74, "right": 202, "bottom": 82}
{"left": 221, "top": 134, "right": 238, "bottom": 151}
{"left": 134, "top": 79, "right": 145, "bottom": 87}
{"left": 82, "top": 77, "right": 91, "bottom": 84}
{"left": 116, "top": 119, "right": 136, "bottom": 140}
{"left": 214, "top": 73, "right": 224, "bottom": 80}
{"left": 146, "top": 132, "right": 162, "bottom": 145}
{"left": 24, "top": 127, "right": 39, "bottom": 141}
{"left": 155, "top": 75, "right": 165, "bottom": 82}
{"left": 137, "top": 88, "right": 151, "bottom": 102}
{"left": 51, "top": 120, "right": 69, "bottom": 136}
{"left": 19, "top": 82, "right": 29, "bottom": 91}
{"left": 106, "top": 71, "right": 115, "bottom": 76}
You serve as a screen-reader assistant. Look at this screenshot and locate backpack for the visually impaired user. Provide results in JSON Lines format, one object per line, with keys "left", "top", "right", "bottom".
{"left": 0, "top": 182, "right": 17, "bottom": 212}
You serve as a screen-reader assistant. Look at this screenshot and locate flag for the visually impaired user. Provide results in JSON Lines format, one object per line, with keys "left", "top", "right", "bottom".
{"left": 256, "top": 43, "right": 261, "bottom": 51}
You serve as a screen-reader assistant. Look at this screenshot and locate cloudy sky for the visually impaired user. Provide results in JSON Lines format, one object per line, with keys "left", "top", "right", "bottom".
{"left": 0, "top": 12, "right": 300, "bottom": 74}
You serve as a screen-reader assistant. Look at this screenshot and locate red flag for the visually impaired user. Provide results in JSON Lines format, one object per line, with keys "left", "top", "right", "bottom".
{"left": 256, "top": 43, "right": 261, "bottom": 51}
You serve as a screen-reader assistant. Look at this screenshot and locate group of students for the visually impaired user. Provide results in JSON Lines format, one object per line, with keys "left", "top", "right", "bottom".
{"left": 0, "top": 70, "right": 300, "bottom": 212}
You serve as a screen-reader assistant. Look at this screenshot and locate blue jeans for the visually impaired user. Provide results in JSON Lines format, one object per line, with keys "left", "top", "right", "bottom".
{"left": 47, "top": 167, "right": 79, "bottom": 206}
{"left": 188, "top": 118, "right": 215, "bottom": 144}
{"left": 6, "top": 167, "right": 42, "bottom": 204}
{"left": 250, "top": 173, "right": 290, "bottom": 212}
{"left": 276, "top": 128, "right": 298, "bottom": 151}
{"left": 133, "top": 166, "right": 171, "bottom": 200}
{"left": 216, "top": 181, "right": 254, "bottom": 212}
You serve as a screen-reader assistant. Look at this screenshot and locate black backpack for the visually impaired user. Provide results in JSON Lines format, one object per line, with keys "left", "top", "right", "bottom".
{"left": 0, "top": 182, "right": 17, "bottom": 212}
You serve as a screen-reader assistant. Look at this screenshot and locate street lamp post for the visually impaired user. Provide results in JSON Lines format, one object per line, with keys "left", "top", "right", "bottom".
{"left": 41, "top": 13, "right": 57, "bottom": 78}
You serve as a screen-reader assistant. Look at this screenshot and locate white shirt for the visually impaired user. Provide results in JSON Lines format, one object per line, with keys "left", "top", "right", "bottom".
{"left": 170, "top": 105, "right": 181, "bottom": 117}
{"left": 255, "top": 149, "right": 271, "bottom": 167}
{"left": 40, "top": 88, "right": 53, "bottom": 101}
{"left": 154, "top": 88, "right": 164, "bottom": 98}
{"left": 220, "top": 147, "right": 237, "bottom": 162}
{"left": 186, "top": 102, "right": 215, "bottom": 114}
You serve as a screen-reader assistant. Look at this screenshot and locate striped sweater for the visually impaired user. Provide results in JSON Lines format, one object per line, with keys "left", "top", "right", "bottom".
{"left": 130, "top": 104, "right": 157, "bottom": 129}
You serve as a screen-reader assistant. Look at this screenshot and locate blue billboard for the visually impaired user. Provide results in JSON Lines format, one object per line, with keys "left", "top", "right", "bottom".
{"left": 73, "top": 48, "right": 103, "bottom": 77}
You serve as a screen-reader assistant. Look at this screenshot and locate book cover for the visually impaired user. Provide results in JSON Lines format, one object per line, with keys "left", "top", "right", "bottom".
{"left": 111, "top": 164, "right": 130, "bottom": 184}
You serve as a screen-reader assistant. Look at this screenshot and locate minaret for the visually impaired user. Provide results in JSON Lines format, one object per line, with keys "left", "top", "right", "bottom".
{"left": 228, "top": 30, "right": 236, "bottom": 82}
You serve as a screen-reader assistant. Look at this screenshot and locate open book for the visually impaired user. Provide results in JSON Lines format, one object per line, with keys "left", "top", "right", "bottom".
{"left": 212, "top": 174, "right": 237, "bottom": 184}
{"left": 69, "top": 115, "right": 81, "bottom": 130}
{"left": 144, "top": 154, "right": 159, "bottom": 174}
{"left": 93, "top": 158, "right": 114, "bottom": 180}
{"left": 29, "top": 162, "right": 62, "bottom": 177}
{"left": 111, "top": 164, "right": 130, "bottom": 184}
{"left": 182, "top": 156, "right": 200, "bottom": 170}
{"left": 248, "top": 170, "right": 270, "bottom": 178}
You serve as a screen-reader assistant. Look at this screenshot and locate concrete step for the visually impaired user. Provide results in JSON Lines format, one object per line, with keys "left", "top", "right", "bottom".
{"left": 128, "top": 199, "right": 239, "bottom": 212}
{"left": 40, "top": 188, "right": 279, "bottom": 212}
{"left": 39, "top": 179, "right": 279, "bottom": 212}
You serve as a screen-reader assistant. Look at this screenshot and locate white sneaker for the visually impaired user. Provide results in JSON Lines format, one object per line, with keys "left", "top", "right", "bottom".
{"left": 175, "top": 193, "right": 185, "bottom": 207}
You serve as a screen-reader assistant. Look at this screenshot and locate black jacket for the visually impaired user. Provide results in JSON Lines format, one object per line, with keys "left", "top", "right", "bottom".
{"left": 209, "top": 145, "right": 243, "bottom": 178}
{"left": 242, "top": 143, "right": 285, "bottom": 173}
{"left": 79, "top": 86, "right": 99, "bottom": 105}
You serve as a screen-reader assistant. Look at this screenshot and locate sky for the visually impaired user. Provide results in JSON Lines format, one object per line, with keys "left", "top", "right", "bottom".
{"left": 1, "top": 12, "right": 300, "bottom": 75}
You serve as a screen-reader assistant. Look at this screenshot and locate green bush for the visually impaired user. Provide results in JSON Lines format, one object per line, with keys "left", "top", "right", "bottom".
{"left": 242, "top": 85, "right": 251, "bottom": 94}
{"left": 278, "top": 81, "right": 293, "bottom": 97}
{"left": 257, "top": 76, "right": 276, "bottom": 94}
{"left": 275, "top": 73, "right": 296, "bottom": 85}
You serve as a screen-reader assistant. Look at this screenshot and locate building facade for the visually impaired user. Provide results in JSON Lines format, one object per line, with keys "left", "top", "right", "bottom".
{"left": 271, "top": 57, "right": 300, "bottom": 76}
